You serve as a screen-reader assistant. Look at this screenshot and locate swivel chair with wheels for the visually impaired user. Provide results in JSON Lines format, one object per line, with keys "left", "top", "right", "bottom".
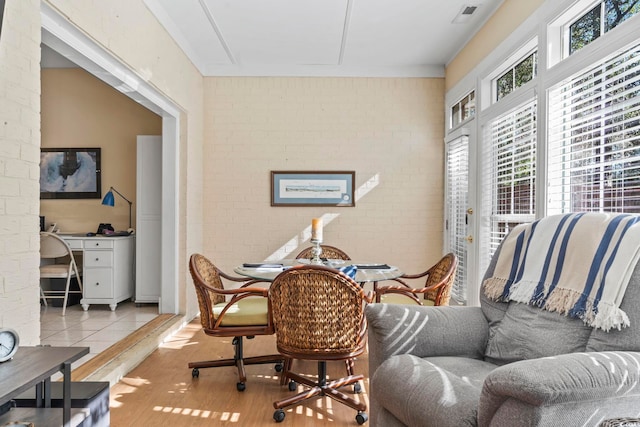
{"left": 269, "top": 264, "right": 369, "bottom": 424}
{"left": 188, "top": 253, "right": 283, "bottom": 391}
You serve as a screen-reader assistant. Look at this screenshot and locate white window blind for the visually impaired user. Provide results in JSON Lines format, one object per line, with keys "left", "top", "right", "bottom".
{"left": 481, "top": 100, "right": 537, "bottom": 265}
{"left": 445, "top": 135, "right": 469, "bottom": 303}
{"left": 548, "top": 43, "right": 640, "bottom": 214}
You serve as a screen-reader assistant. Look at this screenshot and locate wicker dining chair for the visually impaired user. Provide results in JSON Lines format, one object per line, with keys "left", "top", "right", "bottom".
{"left": 295, "top": 244, "right": 351, "bottom": 261}
{"left": 188, "top": 254, "right": 283, "bottom": 391}
{"left": 269, "top": 264, "right": 369, "bottom": 425}
{"left": 374, "top": 253, "right": 458, "bottom": 306}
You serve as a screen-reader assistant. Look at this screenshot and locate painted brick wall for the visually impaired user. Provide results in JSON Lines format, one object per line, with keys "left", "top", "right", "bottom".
{"left": 203, "top": 77, "right": 445, "bottom": 276}
{"left": 0, "top": 0, "right": 42, "bottom": 344}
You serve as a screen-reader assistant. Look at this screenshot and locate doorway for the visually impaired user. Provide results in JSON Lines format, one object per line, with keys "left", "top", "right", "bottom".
{"left": 41, "top": 4, "right": 180, "bottom": 316}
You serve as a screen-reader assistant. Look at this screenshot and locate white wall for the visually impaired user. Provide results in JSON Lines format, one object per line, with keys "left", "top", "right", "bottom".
{"left": 0, "top": 0, "right": 42, "bottom": 344}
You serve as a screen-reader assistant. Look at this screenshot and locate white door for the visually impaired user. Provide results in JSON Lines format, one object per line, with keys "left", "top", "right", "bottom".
{"left": 135, "top": 135, "right": 162, "bottom": 303}
{"left": 444, "top": 131, "right": 473, "bottom": 305}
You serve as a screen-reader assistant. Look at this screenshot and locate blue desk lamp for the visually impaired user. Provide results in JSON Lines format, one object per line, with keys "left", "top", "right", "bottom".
{"left": 102, "top": 186, "right": 133, "bottom": 229}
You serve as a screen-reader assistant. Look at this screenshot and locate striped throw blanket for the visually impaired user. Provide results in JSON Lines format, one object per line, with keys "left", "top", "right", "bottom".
{"left": 483, "top": 213, "right": 640, "bottom": 331}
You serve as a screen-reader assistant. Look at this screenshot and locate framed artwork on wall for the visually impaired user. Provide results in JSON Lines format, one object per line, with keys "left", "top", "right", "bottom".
{"left": 40, "top": 148, "right": 102, "bottom": 199}
{"left": 271, "top": 171, "right": 355, "bottom": 207}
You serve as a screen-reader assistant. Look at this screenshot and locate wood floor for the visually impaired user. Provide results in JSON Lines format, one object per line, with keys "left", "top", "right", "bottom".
{"left": 109, "top": 318, "right": 370, "bottom": 426}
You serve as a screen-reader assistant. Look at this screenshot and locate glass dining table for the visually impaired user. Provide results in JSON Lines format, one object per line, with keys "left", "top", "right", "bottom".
{"left": 234, "top": 258, "right": 403, "bottom": 285}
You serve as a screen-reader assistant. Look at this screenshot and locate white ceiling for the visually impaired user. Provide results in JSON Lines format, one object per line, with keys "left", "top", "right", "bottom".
{"left": 143, "top": 0, "right": 504, "bottom": 77}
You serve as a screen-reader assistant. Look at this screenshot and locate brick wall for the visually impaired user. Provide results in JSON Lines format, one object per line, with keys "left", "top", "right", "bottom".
{"left": 0, "top": 0, "right": 42, "bottom": 344}
{"left": 203, "top": 77, "right": 445, "bottom": 275}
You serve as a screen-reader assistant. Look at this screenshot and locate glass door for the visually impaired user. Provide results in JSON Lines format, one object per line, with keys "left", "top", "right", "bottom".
{"left": 445, "top": 132, "right": 472, "bottom": 304}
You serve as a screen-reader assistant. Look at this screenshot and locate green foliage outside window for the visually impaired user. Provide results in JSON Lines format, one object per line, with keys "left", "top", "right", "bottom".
{"left": 570, "top": 0, "right": 640, "bottom": 55}
{"left": 496, "top": 52, "right": 538, "bottom": 101}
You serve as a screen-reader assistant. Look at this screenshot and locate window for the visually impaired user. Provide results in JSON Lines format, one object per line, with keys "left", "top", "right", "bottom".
{"left": 451, "top": 91, "right": 476, "bottom": 128}
{"left": 495, "top": 51, "right": 538, "bottom": 101}
{"left": 482, "top": 100, "right": 537, "bottom": 255}
{"left": 445, "top": 135, "right": 469, "bottom": 303}
{"left": 548, "top": 42, "right": 640, "bottom": 214}
{"left": 568, "top": 0, "right": 640, "bottom": 55}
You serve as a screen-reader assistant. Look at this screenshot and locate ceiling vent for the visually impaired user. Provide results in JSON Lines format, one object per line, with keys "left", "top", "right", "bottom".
{"left": 452, "top": 4, "right": 479, "bottom": 24}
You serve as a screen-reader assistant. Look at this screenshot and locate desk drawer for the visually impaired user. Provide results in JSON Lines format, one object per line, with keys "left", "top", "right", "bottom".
{"left": 84, "top": 251, "right": 113, "bottom": 268}
{"left": 83, "top": 269, "right": 113, "bottom": 298}
{"left": 65, "top": 240, "right": 84, "bottom": 250}
{"left": 84, "top": 239, "right": 114, "bottom": 249}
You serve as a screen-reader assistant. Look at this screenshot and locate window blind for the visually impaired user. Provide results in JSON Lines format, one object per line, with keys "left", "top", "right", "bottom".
{"left": 445, "top": 135, "right": 469, "bottom": 304}
{"left": 481, "top": 100, "right": 537, "bottom": 268}
{"left": 548, "top": 43, "right": 640, "bottom": 214}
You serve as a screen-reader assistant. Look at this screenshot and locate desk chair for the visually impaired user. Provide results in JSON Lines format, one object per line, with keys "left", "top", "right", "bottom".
{"left": 269, "top": 265, "right": 369, "bottom": 424}
{"left": 374, "top": 253, "right": 457, "bottom": 306}
{"left": 39, "top": 231, "right": 83, "bottom": 316}
{"left": 295, "top": 245, "right": 351, "bottom": 261}
{"left": 188, "top": 254, "right": 283, "bottom": 391}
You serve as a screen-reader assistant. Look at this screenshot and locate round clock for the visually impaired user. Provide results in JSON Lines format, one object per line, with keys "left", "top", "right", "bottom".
{"left": 0, "top": 328, "right": 19, "bottom": 362}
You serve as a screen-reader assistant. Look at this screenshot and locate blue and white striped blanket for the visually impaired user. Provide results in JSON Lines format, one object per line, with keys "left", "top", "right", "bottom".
{"left": 483, "top": 213, "right": 640, "bottom": 331}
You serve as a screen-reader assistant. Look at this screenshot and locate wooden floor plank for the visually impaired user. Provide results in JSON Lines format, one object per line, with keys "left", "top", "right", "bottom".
{"left": 109, "top": 318, "right": 370, "bottom": 426}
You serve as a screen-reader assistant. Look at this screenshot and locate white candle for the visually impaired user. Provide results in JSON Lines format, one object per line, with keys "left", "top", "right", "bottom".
{"left": 311, "top": 218, "right": 323, "bottom": 241}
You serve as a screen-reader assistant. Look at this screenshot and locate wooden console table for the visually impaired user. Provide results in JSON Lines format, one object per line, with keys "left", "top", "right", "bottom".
{"left": 0, "top": 346, "right": 89, "bottom": 427}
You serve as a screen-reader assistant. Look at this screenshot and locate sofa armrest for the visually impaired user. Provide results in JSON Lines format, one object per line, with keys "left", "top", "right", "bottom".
{"left": 479, "top": 351, "right": 640, "bottom": 425}
{"left": 365, "top": 303, "right": 489, "bottom": 374}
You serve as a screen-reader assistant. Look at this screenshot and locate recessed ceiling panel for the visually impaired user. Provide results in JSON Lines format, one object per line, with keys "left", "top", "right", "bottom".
{"left": 203, "top": 0, "right": 348, "bottom": 65}
{"left": 344, "top": 0, "right": 499, "bottom": 66}
{"left": 145, "top": 0, "right": 503, "bottom": 77}
{"left": 146, "top": 0, "right": 232, "bottom": 69}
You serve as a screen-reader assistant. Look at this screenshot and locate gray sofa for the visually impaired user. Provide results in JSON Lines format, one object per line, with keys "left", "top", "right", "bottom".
{"left": 366, "top": 240, "right": 640, "bottom": 426}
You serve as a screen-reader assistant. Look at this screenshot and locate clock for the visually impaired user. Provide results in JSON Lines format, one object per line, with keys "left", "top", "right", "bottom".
{"left": 0, "top": 328, "right": 19, "bottom": 362}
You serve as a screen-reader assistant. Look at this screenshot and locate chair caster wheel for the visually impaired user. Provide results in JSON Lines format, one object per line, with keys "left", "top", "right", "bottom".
{"left": 192, "top": 368, "right": 199, "bottom": 378}
{"left": 354, "top": 382, "right": 362, "bottom": 393}
{"left": 236, "top": 382, "right": 246, "bottom": 392}
{"left": 356, "top": 412, "right": 368, "bottom": 425}
{"left": 288, "top": 381, "right": 296, "bottom": 391}
{"left": 275, "top": 363, "right": 283, "bottom": 372}
{"left": 274, "top": 409, "right": 285, "bottom": 422}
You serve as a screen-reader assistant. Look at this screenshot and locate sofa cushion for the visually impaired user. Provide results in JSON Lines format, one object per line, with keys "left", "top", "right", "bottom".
{"left": 484, "top": 302, "right": 592, "bottom": 365}
{"left": 371, "top": 355, "right": 497, "bottom": 427}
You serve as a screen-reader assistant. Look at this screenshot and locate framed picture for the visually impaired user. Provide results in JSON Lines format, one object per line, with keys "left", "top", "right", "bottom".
{"left": 40, "top": 148, "right": 102, "bottom": 199}
{"left": 271, "top": 171, "right": 355, "bottom": 207}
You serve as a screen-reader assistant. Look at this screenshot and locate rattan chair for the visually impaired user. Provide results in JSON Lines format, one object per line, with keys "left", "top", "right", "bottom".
{"left": 39, "top": 231, "right": 83, "bottom": 316}
{"left": 269, "top": 265, "right": 369, "bottom": 424}
{"left": 188, "top": 254, "right": 283, "bottom": 391}
{"left": 295, "top": 245, "right": 351, "bottom": 261}
{"left": 374, "top": 253, "right": 457, "bottom": 306}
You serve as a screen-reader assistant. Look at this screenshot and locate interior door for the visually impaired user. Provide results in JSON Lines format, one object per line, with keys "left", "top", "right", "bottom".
{"left": 444, "top": 131, "right": 473, "bottom": 305}
{"left": 135, "top": 135, "right": 162, "bottom": 304}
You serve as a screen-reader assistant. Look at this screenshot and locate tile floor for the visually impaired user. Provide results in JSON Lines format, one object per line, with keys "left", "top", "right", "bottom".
{"left": 40, "top": 301, "right": 159, "bottom": 370}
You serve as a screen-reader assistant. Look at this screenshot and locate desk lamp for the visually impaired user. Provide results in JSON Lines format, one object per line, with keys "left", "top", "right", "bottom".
{"left": 102, "top": 186, "right": 133, "bottom": 229}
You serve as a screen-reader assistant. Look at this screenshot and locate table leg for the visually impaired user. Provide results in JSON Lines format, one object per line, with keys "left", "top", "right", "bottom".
{"left": 63, "top": 361, "right": 71, "bottom": 427}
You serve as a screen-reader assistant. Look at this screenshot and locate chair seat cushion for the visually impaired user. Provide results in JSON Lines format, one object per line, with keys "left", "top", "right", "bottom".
{"left": 372, "top": 355, "right": 497, "bottom": 427}
{"left": 213, "top": 297, "right": 269, "bottom": 326}
{"left": 40, "top": 264, "right": 75, "bottom": 278}
{"left": 379, "top": 294, "right": 435, "bottom": 305}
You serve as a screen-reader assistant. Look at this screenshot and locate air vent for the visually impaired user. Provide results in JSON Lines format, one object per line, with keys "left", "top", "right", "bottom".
{"left": 462, "top": 6, "right": 478, "bottom": 15}
{"left": 452, "top": 4, "right": 479, "bottom": 24}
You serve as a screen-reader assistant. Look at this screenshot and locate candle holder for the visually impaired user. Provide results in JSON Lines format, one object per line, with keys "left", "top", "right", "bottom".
{"left": 310, "top": 238, "right": 323, "bottom": 264}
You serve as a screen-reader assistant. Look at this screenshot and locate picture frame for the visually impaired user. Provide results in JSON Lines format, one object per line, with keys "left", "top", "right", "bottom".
{"left": 271, "top": 171, "right": 355, "bottom": 207}
{"left": 40, "top": 148, "right": 102, "bottom": 199}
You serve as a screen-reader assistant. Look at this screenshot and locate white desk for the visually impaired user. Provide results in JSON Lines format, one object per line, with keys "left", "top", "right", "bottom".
{"left": 60, "top": 234, "right": 135, "bottom": 311}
